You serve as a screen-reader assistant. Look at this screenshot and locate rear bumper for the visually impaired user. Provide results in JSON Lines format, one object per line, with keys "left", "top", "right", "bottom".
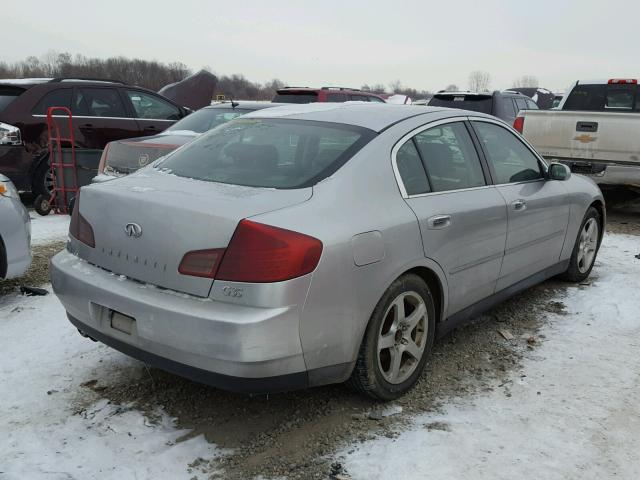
{"left": 51, "top": 249, "right": 311, "bottom": 393}
{"left": 559, "top": 160, "right": 640, "bottom": 187}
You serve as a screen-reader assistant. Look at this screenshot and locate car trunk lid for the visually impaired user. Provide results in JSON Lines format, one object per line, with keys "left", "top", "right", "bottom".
{"left": 78, "top": 169, "right": 312, "bottom": 296}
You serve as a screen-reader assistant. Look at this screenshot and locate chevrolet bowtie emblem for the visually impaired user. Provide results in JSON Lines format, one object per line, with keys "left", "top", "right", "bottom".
{"left": 574, "top": 134, "right": 597, "bottom": 144}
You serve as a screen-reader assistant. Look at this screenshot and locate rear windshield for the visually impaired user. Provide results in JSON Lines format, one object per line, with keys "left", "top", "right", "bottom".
{"left": 0, "top": 86, "right": 25, "bottom": 113}
{"left": 428, "top": 95, "right": 493, "bottom": 114}
{"left": 166, "top": 107, "right": 249, "bottom": 134}
{"left": 157, "top": 118, "right": 375, "bottom": 189}
{"left": 105, "top": 141, "right": 178, "bottom": 176}
{"left": 563, "top": 84, "right": 637, "bottom": 111}
{"left": 272, "top": 92, "right": 318, "bottom": 104}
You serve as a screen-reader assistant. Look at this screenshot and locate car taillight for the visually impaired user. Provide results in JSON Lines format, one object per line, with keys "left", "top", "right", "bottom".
{"left": 178, "top": 220, "right": 323, "bottom": 282}
{"left": 513, "top": 115, "right": 525, "bottom": 134}
{"left": 608, "top": 78, "right": 637, "bottom": 84}
{"left": 97, "top": 143, "right": 111, "bottom": 174}
{"left": 69, "top": 192, "right": 95, "bottom": 248}
{"left": 178, "top": 248, "right": 225, "bottom": 278}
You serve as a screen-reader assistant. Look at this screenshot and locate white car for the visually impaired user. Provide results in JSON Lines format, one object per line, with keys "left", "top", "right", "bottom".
{"left": 0, "top": 174, "right": 31, "bottom": 279}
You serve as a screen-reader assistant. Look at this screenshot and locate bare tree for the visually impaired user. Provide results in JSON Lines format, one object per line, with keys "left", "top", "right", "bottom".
{"left": 512, "top": 75, "right": 539, "bottom": 88}
{"left": 468, "top": 71, "right": 491, "bottom": 92}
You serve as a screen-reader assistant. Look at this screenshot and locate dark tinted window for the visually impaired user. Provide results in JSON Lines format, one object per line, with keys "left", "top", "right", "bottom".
{"left": 272, "top": 92, "right": 318, "bottom": 104}
{"left": 0, "top": 86, "right": 25, "bottom": 113}
{"left": 369, "top": 96, "right": 385, "bottom": 103}
{"left": 473, "top": 121, "right": 543, "bottom": 184}
{"left": 127, "top": 90, "right": 181, "bottom": 119}
{"left": 167, "top": 107, "right": 247, "bottom": 133}
{"left": 396, "top": 140, "right": 430, "bottom": 195}
{"left": 349, "top": 95, "right": 370, "bottom": 102}
{"left": 414, "top": 122, "right": 486, "bottom": 192}
{"left": 428, "top": 95, "right": 493, "bottom": 114}
{"left": 158, "top": 118, "right": 375, "bottom": 189}
{"left": 74, "top": 88, "right": 127, "bottom": 117}
{"left": 326, "top": 93, "right": 347, "bottom": 102}
{"left": 564, "top": 84, "right": 636, "bottom": 111}
{"left": 31, "top": 88, "right": 71, "bottom": 114}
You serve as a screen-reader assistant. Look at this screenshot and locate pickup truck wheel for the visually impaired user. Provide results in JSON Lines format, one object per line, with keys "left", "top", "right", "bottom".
{"left": 347, "top": 274, "right": 435, "bottom": 401}
{"left": 34, "top": 194, "right": 52, "bottom": 216}
{"left": 560, "top": 207, "right": 601, "bottom": 282}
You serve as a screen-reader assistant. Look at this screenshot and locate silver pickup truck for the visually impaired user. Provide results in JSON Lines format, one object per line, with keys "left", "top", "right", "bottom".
{"left": 514, "top": 79, "right": 640, "bottom": 190}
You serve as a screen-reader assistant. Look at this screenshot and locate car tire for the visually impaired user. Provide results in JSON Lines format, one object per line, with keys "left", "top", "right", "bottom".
{"left": 559, "top": 206, "right": 601, "bottom": 282}
{"left": 34, "top": 194, "right": 52, "bottom": 216}
{"left": 347, "top": 273, "right": 436, "bottom": 401}
{"left": 33, "top": 158, "right": 54, "bottom": 197}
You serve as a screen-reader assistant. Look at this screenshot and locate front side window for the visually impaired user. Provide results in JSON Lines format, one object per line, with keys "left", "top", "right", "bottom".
{"left": 368, "top": 96, "right": 385, "bottom": 103}
{"left": 473, "top": 121, "right": 543, "bottom": 184}
{"left": 32, "top": 89, "right": 72, "bottom": 115}
{"left": 396, "top": 140, "right": 430, "bottom": 195}
{"left": 413, "top": 122, "right": 486, "bottom": 192}
{"left": 158, "top": 118, "right": 375, "bottom": 189}
{"left": 126, "top": 90, "right": 181, "bottom": 120}
{"left": 349, "top": 95, "right": 370, "bottom": 102}
{"left": 74, "top": 88, "right": 127, "bottom": 117}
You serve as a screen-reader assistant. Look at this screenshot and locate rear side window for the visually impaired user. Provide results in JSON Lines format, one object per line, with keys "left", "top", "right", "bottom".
{"left": 564, "top": 84, "right": 636, "bottom": 111}
{"left": 349, "top": 95, "right": 370, "bottom": 102}
{"left": 326, "top": 93, "right": 347, "bottom": 102}
{"left": 396, "top": 140, "right": 430, "bottom": 195}
{"left": 126, "top": 90, "right": 181, "bottom": 120}
{"left": 473, "top": 121, "right": 543, "bottom": 184}
{"left": 0, "top": 86, "right": 25, "bottom": 113}
{"left": 158, "top": 118, "right": 375, "bottom": 189}
{"left": 272, "top": 92, "right": 318, "bottom": 104}
{"left": 368, "top": 96, "right": 385, "bottom": 103}
{"left": 74, "top": 88, "right": 127, "bottom": 117}
{"left": 514, "top": 98, "right": 527, "bottom": 112}
{"left": 31, "top": 88, "right": 72, "bottom": 115}
{"left": 428, "top": 95, "right": 493, "bottom": 114}
{"left": 525, "top": 99, "right": 539, "bottom": 110}
{"left": 413, "top": 122, "right": 486, "bottom": 192}
{"left": 503, "top": 98, "right": 517, "bottom": 117}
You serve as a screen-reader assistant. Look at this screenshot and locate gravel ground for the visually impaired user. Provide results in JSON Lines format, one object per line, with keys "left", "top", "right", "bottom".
{"left": 7, "top": 189, "right": 640, "bottom": 479}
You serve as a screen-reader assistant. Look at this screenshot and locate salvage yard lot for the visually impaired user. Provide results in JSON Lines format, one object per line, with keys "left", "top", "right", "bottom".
{"left": 1, "top": 196, "right": 639, "bottom": 480}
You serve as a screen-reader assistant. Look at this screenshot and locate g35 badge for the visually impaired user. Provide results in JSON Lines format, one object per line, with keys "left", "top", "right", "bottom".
{"left": 222, "top": 286, "right": 244, "bottom": 298}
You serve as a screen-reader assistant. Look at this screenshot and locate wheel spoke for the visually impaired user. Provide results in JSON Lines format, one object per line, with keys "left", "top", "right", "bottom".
{"left": 404, "top": 340, "right": 423, "bottom": 361}
{"left": 405, "top": 302, "right": 426, "bottom": 331}
{"left": 378, "top": 332, "right": 395, "bottom": 351}
{"left": 393, "top": 295, "right": 406, "bottom": 323}
{"left": 388, "top": 347, "right": 402, "bottom": 380}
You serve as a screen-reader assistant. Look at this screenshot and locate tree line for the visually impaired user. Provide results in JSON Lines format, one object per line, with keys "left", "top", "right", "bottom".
{"left": 0, "top": 52, "right": 541, "bottom": 101}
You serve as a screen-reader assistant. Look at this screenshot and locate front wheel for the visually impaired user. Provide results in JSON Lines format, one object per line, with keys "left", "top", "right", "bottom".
{"left": 33, "top": 194, "right": 51, "bottom": 216}
{"left": 559, "top": 207, "right": 601, "bottom": 282}
{"left": 347, "top": 274, "right": 436, "bottom": 401}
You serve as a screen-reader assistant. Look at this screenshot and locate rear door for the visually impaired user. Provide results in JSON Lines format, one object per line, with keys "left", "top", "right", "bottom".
{"left": 72, "top": 87, "right": 141, "bottom": 149}
{"left": 470, "top": 118, "right": 570, "bottom": 291}
{"left": 124, "top": 89, "right": 182, "bottom": 137}
{"left": 394, "top": 118, "right": 508, "bottom": 315}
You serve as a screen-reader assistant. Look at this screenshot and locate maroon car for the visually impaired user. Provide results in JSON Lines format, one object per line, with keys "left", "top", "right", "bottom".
{"left": 0, "top": 78, "right": 189, "bottom": 197}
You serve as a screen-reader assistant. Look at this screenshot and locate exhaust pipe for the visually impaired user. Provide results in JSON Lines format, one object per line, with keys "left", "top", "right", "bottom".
{"left": 77, "top": 328, "right": 98, "bottom": 342}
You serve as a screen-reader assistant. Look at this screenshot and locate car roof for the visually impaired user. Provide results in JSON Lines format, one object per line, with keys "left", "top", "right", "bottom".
{"left": 242, "top": 102, "right": 489, "bottom": 132}
{"left": 205, "top": 101, "right": 285, "bottom": 111}
{"left": 277, "top": 87, "right": 381, "bottom": 95}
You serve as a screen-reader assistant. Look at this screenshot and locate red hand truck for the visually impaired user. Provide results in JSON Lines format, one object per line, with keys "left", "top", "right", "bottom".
{"left": 45, "top": 106, "right": 79, "bottom": 215}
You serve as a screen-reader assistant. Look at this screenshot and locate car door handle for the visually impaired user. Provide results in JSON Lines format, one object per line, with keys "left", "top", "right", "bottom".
{"left": 512, "top": 200, "right": 527, "bottom": 211}
{"left": 427, "top": 215, "right": 452, "bottom": 229}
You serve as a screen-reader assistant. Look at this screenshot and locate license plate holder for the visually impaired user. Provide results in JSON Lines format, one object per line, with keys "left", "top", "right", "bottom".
{"left": 110, "top": 310, "right": 136, "bottom": 335}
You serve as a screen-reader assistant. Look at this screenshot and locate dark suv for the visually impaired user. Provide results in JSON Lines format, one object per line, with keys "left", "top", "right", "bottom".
{"left": 273, "top": 86, "right": 386, "bottom": 104}
{"left": 427, "top": 90, "right": 538, "bottom": 124}
{"left": 0, "top": 78, "right": 189, "bottom": 195}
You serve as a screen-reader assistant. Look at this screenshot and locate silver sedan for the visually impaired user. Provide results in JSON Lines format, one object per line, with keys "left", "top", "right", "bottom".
{"left": 51, "top": 104, "right": 604, "bottom": 400}
{"left": 0, "top": 174, "right": 31, "bottom": 279}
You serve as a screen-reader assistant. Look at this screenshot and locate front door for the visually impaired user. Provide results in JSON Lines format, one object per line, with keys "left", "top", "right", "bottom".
{"left": 124, "top": 89, "right": 182, "bottom": 137}
{"left": 394, "top": 119, "right": 508, "bottom": 315}
{"left": 471, "top": 119, "right": 570, "bottom": 291}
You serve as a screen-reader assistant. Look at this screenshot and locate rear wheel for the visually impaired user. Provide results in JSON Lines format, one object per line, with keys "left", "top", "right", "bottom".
{"left": 33, "top": 159, "right": 54, "bottom": 197}
{"left": 33, "top": 194, "right": 51, "bottom": 216}
{"left": 348, "top": 274, "right": 435, "bottom": 401}
{"left": 560, "top": 207, "right": 601, "bottom": 282}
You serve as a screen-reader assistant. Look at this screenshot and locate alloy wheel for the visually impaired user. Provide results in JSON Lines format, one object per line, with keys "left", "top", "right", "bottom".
{"left": 577, "top": 217, "right": 598, "bottom": 274}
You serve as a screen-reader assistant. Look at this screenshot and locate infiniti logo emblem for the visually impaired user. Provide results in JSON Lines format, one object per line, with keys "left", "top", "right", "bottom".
{"left": 125, "top": 223, "right": 143, "bottom": 238}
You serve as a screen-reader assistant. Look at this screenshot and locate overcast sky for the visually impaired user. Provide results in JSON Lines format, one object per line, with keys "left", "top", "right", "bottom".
{"left": 2, "top": 0, "right": 637, "bottom": 93}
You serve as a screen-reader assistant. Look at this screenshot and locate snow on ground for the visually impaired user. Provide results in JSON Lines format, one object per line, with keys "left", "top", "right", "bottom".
{"left": 29, "top": 213, "right": 70, "bottom": 246}
{"left": 0, "top": 290, "right": 222, "bottom": 479}
{"left": 341, "top": 233, "right": 640, "bottom": 480}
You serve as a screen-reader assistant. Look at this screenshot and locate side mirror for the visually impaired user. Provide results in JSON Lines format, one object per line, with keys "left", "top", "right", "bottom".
{"left": 547, "top": 162, "right": 571, "bottom": 181}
